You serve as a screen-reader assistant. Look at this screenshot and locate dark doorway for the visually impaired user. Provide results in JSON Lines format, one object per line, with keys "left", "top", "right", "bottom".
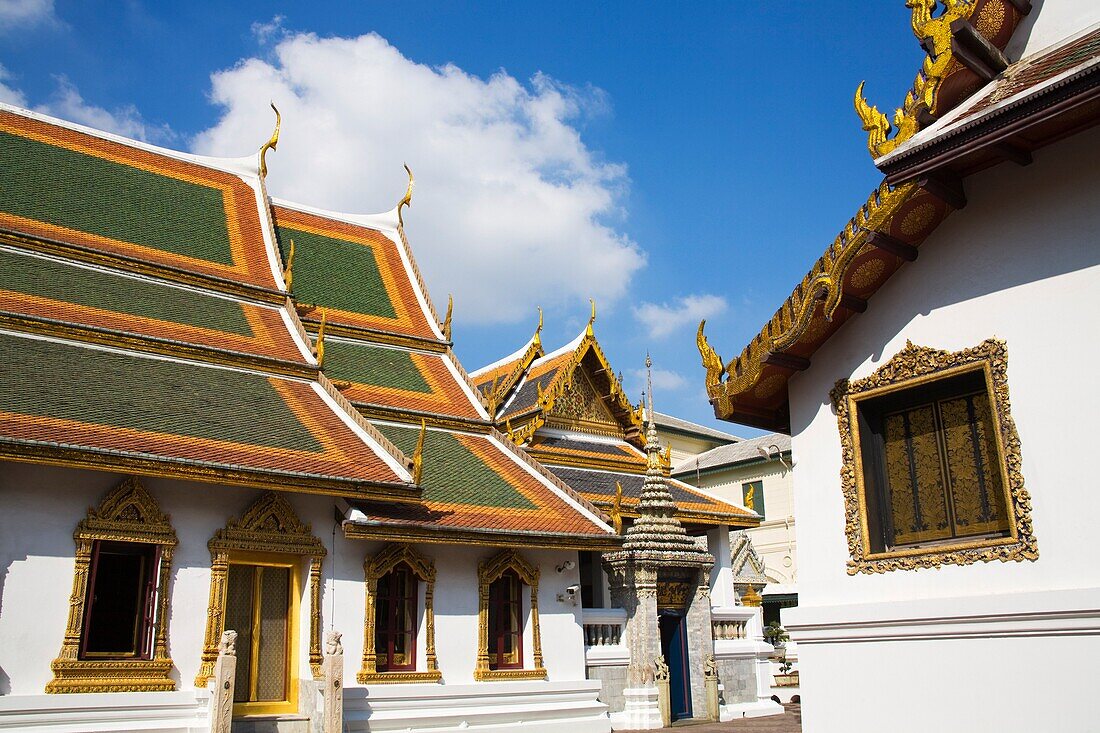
{"left": 659, "top": 610, "right": 692, "bottom": 720}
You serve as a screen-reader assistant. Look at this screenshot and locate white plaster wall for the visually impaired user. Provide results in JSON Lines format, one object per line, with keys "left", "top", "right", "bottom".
{"left": 1007, "top": 0, "right": 1100, "bottom": 60}
{"left": 657, "top": 432, "right": 721, "bottom": 467}
{"left": 0, "top": 463, "right": 591, "bottom": 698}
{"left": 786, "top": 124, "right": 1100, "bottom": 610}
{"left": 687, "top": 462, "right": 797, "bottom": 586}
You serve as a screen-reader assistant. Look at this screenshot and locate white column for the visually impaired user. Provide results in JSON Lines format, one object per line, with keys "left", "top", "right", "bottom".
{"left": 706, "top": 525, "right": 734, "bottom": 607}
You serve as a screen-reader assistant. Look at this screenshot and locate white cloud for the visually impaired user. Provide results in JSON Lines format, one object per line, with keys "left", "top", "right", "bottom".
{"left": 0, "top": 0, "right": 59, "bottom": 32}
{"left": 633, "top": 294, "right": 727, "bottom": 339}
{"left": 0, "top": 64, "right": 27, "bottom": 105}
{"left": 625, "top": 366, "right": 687, "bottom": 405}
{"left": 33, "top": 76, "right": 175, "bottom": 144}
{"left": 191, "top": 31, "right": 643, "bottom": 324}
{"left": 250, "top": 15, "right": 285, "bottom": 45}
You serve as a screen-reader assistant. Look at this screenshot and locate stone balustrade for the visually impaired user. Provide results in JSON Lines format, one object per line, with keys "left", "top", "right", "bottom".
{"left": 581, "top": 607, "right": 628, "bottom": 666}
{"left": 710, "top": 606, "right": 757, "bottom": 642}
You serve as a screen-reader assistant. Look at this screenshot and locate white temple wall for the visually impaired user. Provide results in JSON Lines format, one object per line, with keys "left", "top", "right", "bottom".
{"left": 1008, "top": 0, "right": 1100, "bottom": 59}
{"left": 783, "top": 124, "right": 1100, "bottom": 731}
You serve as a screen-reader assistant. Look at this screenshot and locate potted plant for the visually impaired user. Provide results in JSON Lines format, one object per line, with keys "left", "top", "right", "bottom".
{"left": 773, "top": 658, "right": 799, "bottom": 688}
{"left": 763, "top": 621, "right": 789, "bottom": 648}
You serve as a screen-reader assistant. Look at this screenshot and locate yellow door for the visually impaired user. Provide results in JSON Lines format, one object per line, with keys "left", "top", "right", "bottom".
{"left": 224, "top": 557, "right": 300, "bottom": 715}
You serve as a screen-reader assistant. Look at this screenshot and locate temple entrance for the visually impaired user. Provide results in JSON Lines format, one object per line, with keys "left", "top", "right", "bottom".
{"left": 659, "top": 610, "right": 692, "bottom": 721}
{"left": 223, "top": 556, "right": 300, "bottom": 715}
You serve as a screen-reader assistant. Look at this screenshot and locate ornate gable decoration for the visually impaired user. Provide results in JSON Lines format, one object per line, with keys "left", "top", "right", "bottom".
{"left": 76, "top": 475, "right": 178, "bottom": 547}
{"left": 548, "top": 367, "right": 618, "bottom": 429}
{"left": 730, "top": 530, "right": 768, "bottom": 587}
{"left": 209, "top": 491, "right": 326, "bottom": 557}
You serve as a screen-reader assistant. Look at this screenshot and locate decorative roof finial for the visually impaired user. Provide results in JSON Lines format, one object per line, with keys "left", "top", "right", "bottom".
{"left": 315, "top": 308, "right": 328, "bottom": 367}
{"left": 259, "top": 102, "right": 281, "bottom": 179}
{"left": 611, "top": 481, "right": 624, "bottom": 534}
{"left": 697, "top": 320, "right": 726, "bottom": 390}
{"left": 533, "top": 306, "right": 544, "bottom": 348}
{"left": 586, "top": 298, "right": 596, "bottom": 337}
{"left": 284, "top": 238, "right": 295, "bottom": 293}
{"left": 645, "top": 352, "right": 654, "bottom": 420}
{"left": 397, "top": 163, "right": 415, "bottom": 227}
{"left": 412, "top": 418, "right": 426, "bottom": 484}
{"left": 854, "top": 81, "right": 891, "bottom": 158}
{"left": 442, "top": 295, "right": 453, "bottom": 341}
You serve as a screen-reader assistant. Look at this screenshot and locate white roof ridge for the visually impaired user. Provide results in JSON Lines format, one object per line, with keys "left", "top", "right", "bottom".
{"left": 471, "top": 334, "right": 537, "bottom": 378}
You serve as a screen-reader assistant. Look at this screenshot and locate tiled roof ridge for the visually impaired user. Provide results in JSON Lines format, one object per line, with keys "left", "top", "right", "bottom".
{"left": 0, "top": 101, "right": 263, "bottom": 178}
{"left": 279, "top": 294, "right": 318, "bottom": 364}
{"left": 488, "top": 426, "right": 613, "bottom": 527}
{"left": 393, "top": 223, "right": 446, "bottom": 342}
{"left": 316, "top": 371, "right": 414, "bottom": 478}
{"left": 443, "top": 346, "right": 493, "bottom": 417}
{"left": 471, "top": 333, "right": 538, "bottom": 378}
{"left": 673, "top": 432, "right": 791, "bottom": 474}
{"left": 652, "top": 411, "right": 742, "bottom": 443}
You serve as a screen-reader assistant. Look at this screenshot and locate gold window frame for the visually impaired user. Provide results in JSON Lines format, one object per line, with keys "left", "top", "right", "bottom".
{"left": 195, "top": 491, "right": 326, "bottom": 707}
{"left": 475, "top": 549, "right": 546, "bottom": 681}
{"left": 359, "top": 543, "right": 441, "bottom": 684}
{"left": 46, "top": 476, "right": 178, "bottom": 693}
{"left": 832, "top": 339, "right": 1038, "bottom": 574}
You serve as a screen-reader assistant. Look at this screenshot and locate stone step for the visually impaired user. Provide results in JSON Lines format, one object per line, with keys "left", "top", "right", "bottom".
{"left": 232, "top": 715, "right": 310, "bottom": 733}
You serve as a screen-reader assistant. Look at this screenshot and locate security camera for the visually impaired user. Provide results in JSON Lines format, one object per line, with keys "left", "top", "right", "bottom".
{"left": 565, "top": 584, "right": 580, "bottom": 595}
{"left": 557, "top": 584, "right": 581, "bottom": 605}
{"left": 556, "top": 560, "right": 577, "bottom": 573}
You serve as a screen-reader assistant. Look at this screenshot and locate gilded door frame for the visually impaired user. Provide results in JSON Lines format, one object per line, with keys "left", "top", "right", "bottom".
{"left": 195, "top": 491, "right": 326, "bottom": 708}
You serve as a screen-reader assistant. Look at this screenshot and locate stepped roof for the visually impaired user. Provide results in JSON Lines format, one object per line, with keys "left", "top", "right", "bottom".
{"left": 0, "top": 103, "right": 415, "bottom": 499}
{"left": 475, "top": 316, "right": 758, "bottom": 529}
{"left": 0, "top": 100, "right": 617, "bottom": 546}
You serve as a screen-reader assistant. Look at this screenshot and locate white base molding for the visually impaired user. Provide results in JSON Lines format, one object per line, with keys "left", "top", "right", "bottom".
{"left": 0, "top": 690, "right": 210, "bottom": 732}
{"left": 343, "top": 679, "right": 610, "bottom": 732}
{"left": 608, "top": 686, "right": 662, "bottom": 731}
{"left": 720, "top": 699, "right": 786, "bottom": 722}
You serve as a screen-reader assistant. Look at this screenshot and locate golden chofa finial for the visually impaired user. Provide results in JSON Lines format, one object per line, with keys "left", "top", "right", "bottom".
{"left": 586, "top": 298, "right": 596, "bottom": 337}
{"left": 315, "top": 308, "right": 328, "bottom": 367}
{"left": 397, "top": 163, "right": 415, "bottom": 227}
{"left": 259, "top": 102, "right": 281, "bottom": 179}
{"left": 412, "top": 418, "right": 427, "bottom": 484}
{"left": 284, "top": 238, "right": 296, "bottom": 293}
{"left": 611, "top": 481, "right": 624, "bottom": 534}
{"left": 697, "top": 320, "right": 725, "bottom": 390}
{"left": 855, "top": 82, "right": 892, "bottom": 158}
{"left": 533, "top": 306, "right": 544, "bottom": 348}
{"left": 442, "top": 295, "right": 453, "bottom": 341}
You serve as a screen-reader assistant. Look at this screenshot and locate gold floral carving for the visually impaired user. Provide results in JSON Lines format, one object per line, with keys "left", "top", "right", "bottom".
{"left": 474, "top": 549, "right": 546, "bottom": 681}
{"left": 899, "top": 203, "right": 936, "bottom": 237}
{"left": 46, "top": 476, "right": 178, "bottom": 693}
{"left": 195, "top": 492, "right": 326, "bottom": 686}
{"left": 850, "top": 259, "right": 886, "bottom": 290}
{"left": 358, "top": 543, "right": 442, "bottom": 684}
{"left": 831, "top": 339, "right": 1038, "bottom": 574}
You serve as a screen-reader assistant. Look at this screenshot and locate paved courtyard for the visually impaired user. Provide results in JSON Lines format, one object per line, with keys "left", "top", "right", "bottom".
{"left": 655, "top": 704, "right": 802, "bottom": 732}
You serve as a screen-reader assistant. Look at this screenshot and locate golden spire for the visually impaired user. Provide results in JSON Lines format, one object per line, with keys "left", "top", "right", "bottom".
{"left": 412, "top": 418, "right": 426, "bottom": 484}
{"left": 397, "top": 163, "right": 414, "bottom": 227}
{"left": 284, "top": 238, "right": 296, "bottom": 293}
{"left": 586, "top": 298, "right": 596, "bottom": 337}
{"left": 315, "top": 308, "right": 328, "bottom": 367}
{"left": 442, "top": 295, "right": 453, "bottom": 341}
{"left": 533, "top": 306, "right": 543, "bottom": 348}
{"left": 611, "top": 481, "right": 624, "bottom": 534}
{"left": 259, "top": 102, "right": 281, "bottom": 179}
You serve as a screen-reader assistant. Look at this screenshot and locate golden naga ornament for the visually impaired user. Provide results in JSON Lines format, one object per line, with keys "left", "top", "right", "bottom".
{"left": 442, "top": 295, "right": 453, "bottom": 341}
{"left": 315, "top": 308, "right": 328, "bottom": 367}
{"left": 259, "top": 102, "right": 281, "bottom": 179}
{"left": 412, "top": 418, "right": 427, "bottom": 484}
{"left": 398, "top": 163, "right": 415, "bottom": 227}
{"left": 284, "top": 238, "right": 296, "bottom": 293}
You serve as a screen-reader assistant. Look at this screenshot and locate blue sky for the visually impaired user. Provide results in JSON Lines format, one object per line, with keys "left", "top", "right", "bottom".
{"left": 0, "top": 1, "right": 928, "bottom": 437}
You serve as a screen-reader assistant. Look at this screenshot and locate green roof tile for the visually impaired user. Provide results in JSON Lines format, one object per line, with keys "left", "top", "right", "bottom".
{"left": 0, "top": 249, "right": 253, "bottom": 335}
{"left": 0, "top": 333, "right": 322, "bottom": 452}
{"left": 276, "top": 225, "right": 396, "bottom": 318}
{"left": 377, "top": 424, "right": 537, "bottom": 509}
{"left": 322, "top": 340, "right": 430, "bottom": 393}
{"left": 0, "top": 131, "right": 235, "bottom": 265}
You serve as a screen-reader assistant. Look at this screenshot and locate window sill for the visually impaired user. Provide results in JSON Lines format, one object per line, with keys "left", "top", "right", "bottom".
{"left": 46, "top": 658, "right": 175, "bottom": 694}
{"left": 356, "top": 670, "right": 443, "bottom": 684}
{"left": 474, "top": 667, "right": 547, "bottom": 681}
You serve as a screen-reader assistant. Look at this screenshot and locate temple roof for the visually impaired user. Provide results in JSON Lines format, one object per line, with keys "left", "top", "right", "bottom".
{"left": 700, "top": 3, "right": 1100, "bottom": 431}
{"left": 673, "top": 433, "right": 791, "bottom": 475}
{"left": 342, "top": 423, "right": 617, "bottom": 549}
{"left": 475, "top": 315, "right": 757, "bottom": 529}
{"left": 0, "top": 100, "right": 617, "bottom": 546}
